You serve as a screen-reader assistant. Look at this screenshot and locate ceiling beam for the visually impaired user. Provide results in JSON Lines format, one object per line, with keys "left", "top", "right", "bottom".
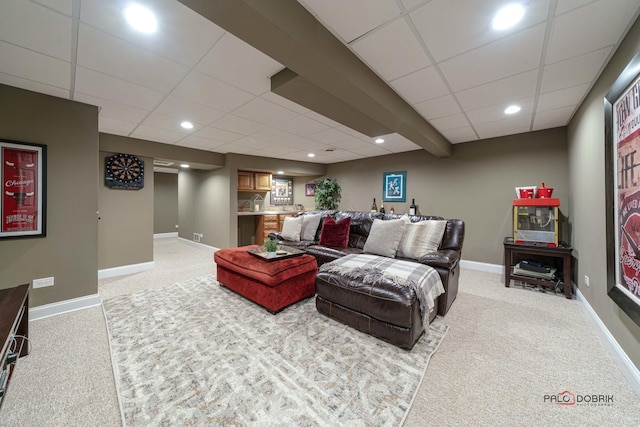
{"left": 178, "top": 0, "right": 452, "bottom": 157}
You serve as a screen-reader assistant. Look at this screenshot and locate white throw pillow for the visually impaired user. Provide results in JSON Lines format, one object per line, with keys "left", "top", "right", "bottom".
{"left": 281, "top": 216, "right": 303, "bottom": 241}
{"left": 397, "top": 220, "right": 447, "bottom": 260}
{"left": 300, "top": 214, "right": 322, "bottom": 241}
{"left": 363, "top": 218, "right": 407, "bottom": 258}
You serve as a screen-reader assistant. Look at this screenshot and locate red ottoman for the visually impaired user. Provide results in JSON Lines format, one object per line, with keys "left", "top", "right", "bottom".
{"left": 214, "top": 245, "right": 318, "bottom": 314}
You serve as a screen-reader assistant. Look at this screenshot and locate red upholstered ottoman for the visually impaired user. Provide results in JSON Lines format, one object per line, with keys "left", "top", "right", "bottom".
{"left": 214, "top": 245, "right": 318, "bottom": 314}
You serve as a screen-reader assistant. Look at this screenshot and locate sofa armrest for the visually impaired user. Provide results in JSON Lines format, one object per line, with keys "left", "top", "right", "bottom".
{"left": 417, "top": 249, "right": 461, "bottom": 270}
{"left": 268, "top": 232, "right": 284, "bottom": 241}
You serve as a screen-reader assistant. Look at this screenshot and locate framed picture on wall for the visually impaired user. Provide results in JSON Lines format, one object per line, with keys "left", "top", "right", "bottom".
{"left": 605, "top": 49, "right": 640, "bottom": 328}
{"left": 0, "top": 140, "right": 47, "bottom": 239}
{"left": 305, "top": 183, "right": 315, "bottom": 197}
{"left": 271, "top": 177, "right": 293, "bottom": 205}
{"left": 382, "top": 171, "right": 406, "bottom": 202}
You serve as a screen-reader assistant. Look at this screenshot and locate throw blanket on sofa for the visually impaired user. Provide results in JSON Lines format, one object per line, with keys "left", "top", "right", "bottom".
{"left": 319, "top": 254, "right": 445, "bottom": 327}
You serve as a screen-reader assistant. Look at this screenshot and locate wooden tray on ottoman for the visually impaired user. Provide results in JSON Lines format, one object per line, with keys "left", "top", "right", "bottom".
{"left": 247, "top": 245, "right": 305, "bottom": 262}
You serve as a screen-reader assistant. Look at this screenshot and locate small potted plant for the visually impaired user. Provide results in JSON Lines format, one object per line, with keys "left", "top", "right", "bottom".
{"left": 264, "top": 238, "right": 279, "bottom": 258}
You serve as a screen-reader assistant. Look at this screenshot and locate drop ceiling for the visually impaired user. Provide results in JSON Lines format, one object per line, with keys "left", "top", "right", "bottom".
{"left": 1, "top": 0, "right": 639, "bottom": 164}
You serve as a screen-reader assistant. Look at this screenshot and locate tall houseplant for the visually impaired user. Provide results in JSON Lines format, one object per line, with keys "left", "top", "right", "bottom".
{"left": 314, "top": 177, "right": 342, "bottom": 210}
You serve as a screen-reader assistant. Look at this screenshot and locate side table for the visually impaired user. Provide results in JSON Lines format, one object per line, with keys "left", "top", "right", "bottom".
{"left": 503, "top": 237, "right": 573, "bottom": 299}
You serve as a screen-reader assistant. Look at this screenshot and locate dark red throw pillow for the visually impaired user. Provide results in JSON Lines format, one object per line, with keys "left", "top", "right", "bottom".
{"left": 318, "top": 216, "right": 351, "bottom": 248}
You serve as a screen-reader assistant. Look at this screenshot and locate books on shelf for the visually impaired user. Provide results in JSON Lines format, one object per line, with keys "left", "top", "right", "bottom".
{"left": 513, "top": 263, "right": 557, "bottom": 281}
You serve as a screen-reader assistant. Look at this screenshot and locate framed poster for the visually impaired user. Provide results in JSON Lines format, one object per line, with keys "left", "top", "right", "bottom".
{"left": 271, "top": 177, "right": 293, "bottom": 206}
{"left": 305, "top": 183, "right": 315, "bottom": 197}
{"left": 382, "top": 171, "right": 406, "bottom": 202}
{"left": 605, "top": 50, "right": 640, "bottom": 327}
{"left": 0, "top": 140, "right": 46, "bottom": 239}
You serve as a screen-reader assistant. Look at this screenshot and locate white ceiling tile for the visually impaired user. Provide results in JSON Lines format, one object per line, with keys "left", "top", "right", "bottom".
{"left": 177, "top": 135, "right": 228, "bottom": 150}
{"left": 77, "top": 24, "right": 187, "bottom": 93}
{"left": 537, "top": 84, "right": 590, "bottom": 111}
{"left": 276, "top": 115, "right": 330, "bottom": 136}
{"left": 474, "top": 115, "right": 532, "bottom": 139}
{"left": 541, "top": 47, "right": 612, "bottom": 93}
{"left": 215, "top": 142, "right": 258, "bottom": 155}
{"left": 33, "top": 0, "right": 72, "bottom": 15}
{"left": 0, "top": 0, "right": 71, "bottom": 61}
{"left": 413, "top": 94, "right": 461, "bottom": 120}
{"left": 308, "top": 128, "right": 353, "bottom": 144}
{"left": 154, "top": 96, "right": 226, "bottom": 126}
{"left": 299, "top": 0, "right": 400, "bottom": 43}
{"left": 232, "top": 136, "right": 272, "bottom": 150}
{"left": 252, "top": 143, "right": 300, "bottom": 155}
{"left": 389, "top": 66, "right": 449, "bottom": 104}
{"left": 546, "top": 0, "right": 639, "bottom": 64}
{"left": 455, "top": 70, "right": 538, "bottom": 112}
{"left": 533, "top": 106, "right": 575, "bottom": 130}
{"left": 232, "top": 97, "right": 299, "bottom": 126}
{"left": 411, "top": 0, "right": 550, "bottom": 62}
{"left": 251, "top": 128, "right": 305, "bottom": 146}
{"left": 212, "top": 114, "right": 266, "bottom": 135}
{"left": 75, "top": 66, "right": 164, "bottom": 110}
{"left": 439, "top": 24, "right": 546, "bottom": 91}
{"left": 430, "top": 114, "right": 471, "bottom": 132}
{"left": 172, "top": 71, "right": 254, "bottom": 112}
{"left": 74, "top": 92, "right": 150, "bottom": 123}
{"left": 98, "top": 116, "right": 137, "bottom": 135}
{"left": 0, "top": 72, "right": 69, "bottom": 99}
{"left": 303, "top": 111, "right": 343, "bottom": 128}
{"left": 261, "top": 91, "right": 310, "bottom": 114}
{"left": 467, "top": 97, "right": 534, "bottom": 126}
{"left": 336, "top": 125, "right": 370, "bottom": 140}
{"left": 142, "top": 111, "right": 203, "bottom": 134}
{"left": 194, "top": 126, "right": 243, "bottom": 143}
{"left": 80, "top": 0, "right": 225, "bottom": 67}
{"left": 0, "top": 41, "right": 69, "bottom": 89}
{"left": 351, "top": 18, "right": 430, "bottom": 81}
{"left": 196, "top": 33, "right": 282, "bottom": 95}
{"left": 348, "top": 145, "right": 391, "bottom": 157}
{"left": 441, "top": 126, "right": 478, "bottom": 143}
{"left": 131, "top": 125, "right": 184, "bottom": 144}
{"left": 329, "top": 138, "right": 374, "bottom": 150}
{"left": 556, "top": 0, "right": 595, "bottom": 15}
{"left": 382, "top": 139, "right": 421, "bottom": 152}
{"left": 400, "top": 0, "right": 426, "bottom": 11}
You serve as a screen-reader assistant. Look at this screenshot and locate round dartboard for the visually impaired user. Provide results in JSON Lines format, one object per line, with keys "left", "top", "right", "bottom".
{"left": 105, "top": 153, "right": 145, "bottom": 190}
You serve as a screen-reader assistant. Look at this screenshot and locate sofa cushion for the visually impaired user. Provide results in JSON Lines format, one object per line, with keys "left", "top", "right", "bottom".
{"left": 397, "top": 220, "right": 447, "bottom": 259}
{"left": 300, "top": 213, "right": 322, "bottom": 241}
{"left": 281, "top": 216, "right": 303, "bottom": 241}
{"left": 363, "top": 218, "right": 407, "bottom": 258}
{"left": 318, "top": 216, "right": 351, "bottom": 248}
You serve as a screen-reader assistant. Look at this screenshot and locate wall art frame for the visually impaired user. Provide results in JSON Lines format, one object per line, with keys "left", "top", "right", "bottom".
{"left": 382, "top": 171, "right": 406, "bottom": 203}
{"left": 305, "top": 183, "right": 315, "bottom": 197}
{"left": 0, "top": 139, "right": 47, "bottom": 239}
{"left": 604, "top": 49, "right": 640, "bottom": 327}
{"left": 271, "top": 177, "right": 293, "bottom": 206}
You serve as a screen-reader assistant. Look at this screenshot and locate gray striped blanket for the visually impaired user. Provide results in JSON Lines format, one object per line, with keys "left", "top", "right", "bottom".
{"left": 319, "top": 254, "right": 445, "bottom": 327}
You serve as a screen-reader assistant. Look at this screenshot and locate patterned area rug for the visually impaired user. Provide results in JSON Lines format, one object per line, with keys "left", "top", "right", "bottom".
{"left": 102, "top": 275, "right": 448, "bottom": 426}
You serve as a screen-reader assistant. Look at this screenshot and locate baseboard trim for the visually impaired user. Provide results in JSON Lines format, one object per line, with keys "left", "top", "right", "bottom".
{"left": 460, "top": 259, "right": 503, "bottom": 275}
{"left": 154, "top": 232, "right": 178, "bottom": 239}
{"left": 30, "top": 293, "right": 102, "bottom": 321}
{"left": 576, "top": 288, "right": 640, "bottom": 399}
{"left": 178, "top": 237, "right": 219, "bottom": 251}
{"left": 98, "top": 261, "right": 154, "bottom": 279}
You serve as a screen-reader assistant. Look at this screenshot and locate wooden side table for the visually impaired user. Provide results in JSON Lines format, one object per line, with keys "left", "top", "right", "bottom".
{"left": 503, "top": 237, "right": 573, "bottom": 299}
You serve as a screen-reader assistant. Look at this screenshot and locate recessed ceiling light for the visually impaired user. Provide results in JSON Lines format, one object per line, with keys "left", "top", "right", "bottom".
{"left": 504, "top": 105, "right": 521, "bottom": 115}
{"left": 180, "top": 121, "right": 194, "bottom": 129}
{"left": 307, "top": 153, "right": 315, "bottom": 158}
{"left": 277, "top": 170, "right": 284, "bottom": 175}
{"left": 124, "top": 4, "right": 158, "bottom": 34}
{"left": 375, "top": 138, "right": 384, "bottom": 144}
{"left": 492, "top": 3, "right": 525, "bottom": 31}
{"left": 180, "top": 164, "right": 190, "bottom": 168}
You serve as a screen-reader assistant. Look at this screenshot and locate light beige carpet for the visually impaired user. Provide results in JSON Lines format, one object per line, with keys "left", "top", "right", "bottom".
{"left": 102, "top": 274, "right": 448, "bottom": 426}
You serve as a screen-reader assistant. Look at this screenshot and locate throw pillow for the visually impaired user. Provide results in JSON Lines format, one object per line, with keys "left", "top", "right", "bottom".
{"left": 397, "top": 220, "right": 447, "bottom": 260}
{"left": 281, "top": 216, "right": 303, "bottom": 241}
{"left": 363, "top": 218, "right": 407, "bottom": 258}
{"left": 300, "top": 214, "right": 322, "bottom": 241}
{"left": 318, "top": 216, "right": 351, "bottom": 248}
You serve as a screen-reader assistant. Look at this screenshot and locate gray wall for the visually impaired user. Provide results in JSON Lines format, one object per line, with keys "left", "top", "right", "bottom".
{"left": 98, "top": 151, "right": 154, "bottom": 269}
{"left": 568, "top": 18, "right": 640, "bottom": 368}
{"left": 0, "top": 84, "right": 99, "bottom": 306}
{"left": 154, "top": 172, "right": 178, "bottom": 234}
{"left": 326, "top": 127, "right": 570, "bottom": 265}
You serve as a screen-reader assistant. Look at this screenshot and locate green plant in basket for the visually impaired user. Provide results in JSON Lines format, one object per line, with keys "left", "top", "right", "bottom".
{"left": 264, "top": 238, "right": 279, "bottom": 253}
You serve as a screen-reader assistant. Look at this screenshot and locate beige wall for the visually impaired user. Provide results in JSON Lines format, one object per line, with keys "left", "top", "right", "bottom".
{"left": 154, "top": 172, "right": 178, "bottom": 234}
{"left": 98, "top": 151, "right": 154, "bottom": 269}
{"left": 568, "top": 18, "right": 640, "bottom": 368}
{"left": 326, "top": 127, "right": 570, "bottom": 264}
{"left": 0, "top": 84, "right": 99, "bottom": 306}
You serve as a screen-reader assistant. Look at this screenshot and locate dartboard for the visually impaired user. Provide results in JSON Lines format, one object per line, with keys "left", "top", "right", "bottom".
{"left": 105, "top": 153, "right": 144, "bottom": 190}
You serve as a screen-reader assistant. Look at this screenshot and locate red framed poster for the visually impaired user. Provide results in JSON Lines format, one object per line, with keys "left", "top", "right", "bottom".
{"left": 1, "top": 140, "right": 46, "bottom": 238}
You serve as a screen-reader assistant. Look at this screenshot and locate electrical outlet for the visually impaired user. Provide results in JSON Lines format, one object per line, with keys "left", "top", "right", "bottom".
{"left": 584, "top": 275, "right": 590, "bottom": 287}
{"left": 193, "top": 233, "right": 200, "bottom": 243}
{"left": 33, "top": 277, "right": 54, "bottom": 289}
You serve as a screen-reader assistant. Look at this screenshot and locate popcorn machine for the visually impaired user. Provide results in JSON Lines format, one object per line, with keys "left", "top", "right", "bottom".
{"left": 513, "top": 198, "right": 560, "bottom": 247}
